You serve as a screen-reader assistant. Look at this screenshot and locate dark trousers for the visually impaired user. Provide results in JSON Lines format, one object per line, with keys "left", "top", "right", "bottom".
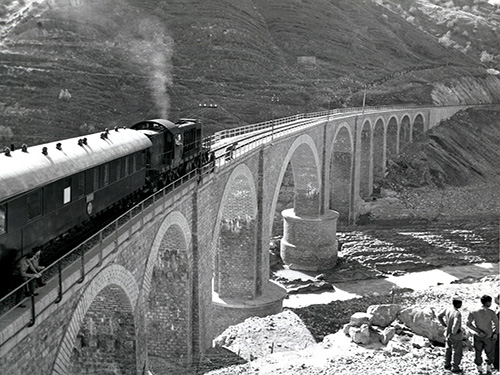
{"left": 494, "top": 336, "right": 499, "bottom": 370}
{"left": 473, "top": 335, "right": 496, "bottom": 366}
{"left": 445, "top": 334, "right": 463, "bottom": 370}
{"left": 13, "top": 275, "right": 35, "bottom": 304}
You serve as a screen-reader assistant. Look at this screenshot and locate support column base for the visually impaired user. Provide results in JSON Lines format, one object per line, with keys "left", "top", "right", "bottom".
{"left": 211, "top": 281, "right": 286, "bottom": 339}
{"left": 280, "top": 208, "right": 339, "bottom": 271}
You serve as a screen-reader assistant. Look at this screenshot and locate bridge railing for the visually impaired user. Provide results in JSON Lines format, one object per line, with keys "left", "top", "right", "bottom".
{"left": 202, "top": 116, "right": 324, "bottom": 174}
{"left": 202, "top": 103, "right": 430, "bottom": 146}
{"left": 0, "top": 169, "right": 200, "bottom": 348}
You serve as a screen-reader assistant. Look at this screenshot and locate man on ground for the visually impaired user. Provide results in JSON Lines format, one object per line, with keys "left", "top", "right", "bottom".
{"left": 467, "top": 295, "right": 499, "bottom": 375}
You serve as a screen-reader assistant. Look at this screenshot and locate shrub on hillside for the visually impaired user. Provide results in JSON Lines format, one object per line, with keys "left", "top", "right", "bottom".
{"left": 480, "top": 50, "right": 494, "bottom": 63}
{"left": 438, "top": 31, "right": 453, "bottom": 48}
{"left": 0, "top": 126, "right": 14, "bottom": 139}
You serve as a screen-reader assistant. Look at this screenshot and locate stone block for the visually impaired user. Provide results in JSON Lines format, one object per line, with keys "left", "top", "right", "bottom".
{"left": 349, "top": 324, "right": 370, "bottom": 345}
{"left": 367, "top": 304, "right": 401, "bottom": 328}
{"left": 349, "top": 312, "right": 373, "bottom": 327}
{"left": 398, "top": 307, "right": 445, "bottom": 344}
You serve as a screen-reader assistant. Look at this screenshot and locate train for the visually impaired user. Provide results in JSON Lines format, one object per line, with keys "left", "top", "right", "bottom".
{"left": 0, "top": 118, "right": 212, "bottom": 290}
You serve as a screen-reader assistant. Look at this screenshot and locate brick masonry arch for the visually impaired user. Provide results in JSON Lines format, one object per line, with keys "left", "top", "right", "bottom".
{"left": 211, "top": 163, "right": 258, "bottom": 299}
{"left": 52, "top": 264, "right": 140, "bottom": 375}
{"left": 326, "top": 123, "right": 354, "bottom": 223}
{"left": 141, "top": 211, "right": 192, "bottom": 301}
{"left": 141, "top": 210, "right": 194, "bottom": 365}
{"left": 412, "top": 112, "right": 426, "bottom": 138}
{"left": 360, "top": 119, "right": 373, "bottom": 198}
{"left": 373, "top": 117, "right": 386, "bottom": 180}
{"left": 269, "top": 134, "right": 321, "bottom": 234}
{"left": 387, "top": 115, "right": 398, "bottom": 158}
{"left": 399, "top": 114, "right": 412, "bottom": 149}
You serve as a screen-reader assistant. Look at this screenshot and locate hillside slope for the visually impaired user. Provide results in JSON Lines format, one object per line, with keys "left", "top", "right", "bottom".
{"left": 383, "top": 106, "right": 500, "bottom": 188}
{"left": 0, "top": 0, "right": 499, "bottom": 147}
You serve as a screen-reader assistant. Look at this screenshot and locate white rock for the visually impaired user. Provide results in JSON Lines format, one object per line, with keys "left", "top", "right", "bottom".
{"left": 349, "top": 324, "right": 371, "bottom": 345}
{"left": 398, "top": 307, "right": 445, "bottom": 344}
{"left": 349, "top": 312, "right": 373, "bottom": 327}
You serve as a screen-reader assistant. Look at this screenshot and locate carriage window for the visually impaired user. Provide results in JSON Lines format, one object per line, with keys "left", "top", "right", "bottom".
{"left": 0, "top": 204, "right": 6, "bottom": 234}
{"left": 103, "top": 164, "right": 110, "bottom": 186}
{"left": 27, "top": 190, "right": 42, "bottom": 220}
{"left": 132, "top": 153, "right": 137, "bottom": 173}
{"left": 63, "top": 178, "right": 71, "bottom": 204}
{"left": 76, "top": 172, "right": 85, "bottom": 197}
{"left": 165, "top": 133, "right": 172, "bottom": 145}
{"left": 116, "top": 159, "right": 122, "bottom": 180}
{"left": 63, "top": 186, "right": 71, "bottom": 204}
{"left": 93, "top": 167, "right": 100, "bottom": 190}
{"left": 124, "top": 156, "right": 130, "bottom": 176}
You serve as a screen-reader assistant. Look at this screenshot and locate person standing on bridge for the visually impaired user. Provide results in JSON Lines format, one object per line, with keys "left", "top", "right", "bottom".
{"left": 28, "top": 248, "right": 46, "bottom": 288}
{"left": 13, "top": 254, "right": 41, "bottom": 308}
{"left": 467, "top": 295, "right": 499, "bottom": 375}
{"left": 438, "top": 294, "right": 464, "bottom": 373}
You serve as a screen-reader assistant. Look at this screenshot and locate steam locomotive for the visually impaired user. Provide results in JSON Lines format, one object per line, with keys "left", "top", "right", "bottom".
{"left": 0, "top": 118, "right": 211, "bottom": 286}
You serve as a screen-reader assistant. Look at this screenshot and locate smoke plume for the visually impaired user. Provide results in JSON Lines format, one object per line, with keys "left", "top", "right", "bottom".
{"left": 130, "top": 18, "right": 174, "bottom": 119}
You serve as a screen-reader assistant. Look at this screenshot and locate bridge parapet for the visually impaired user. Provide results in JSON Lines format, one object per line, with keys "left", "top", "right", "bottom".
{"left": 0, "top": 171, "right": 199, "bottom": 359}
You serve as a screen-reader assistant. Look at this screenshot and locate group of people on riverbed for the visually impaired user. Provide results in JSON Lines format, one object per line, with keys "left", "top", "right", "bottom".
{"left": 438, "top": 294, "right": 499, "bottom": 375}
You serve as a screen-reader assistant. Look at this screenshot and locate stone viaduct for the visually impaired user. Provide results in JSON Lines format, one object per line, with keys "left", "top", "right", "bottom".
{"left": 0, "top": 105, "right": 469, "bottom": 374}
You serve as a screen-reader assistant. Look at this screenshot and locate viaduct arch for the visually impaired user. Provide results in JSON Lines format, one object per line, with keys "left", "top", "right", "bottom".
{"left": 53, "top": 265, "right": 141, "bottom": 375}
{"left": 0, "top": 104, "right": 473, "bottom": 374}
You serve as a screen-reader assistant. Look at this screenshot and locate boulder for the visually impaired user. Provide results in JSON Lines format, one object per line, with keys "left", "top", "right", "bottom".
{"left": 349, "top": 312, "right": 373, "bottom": 327}
{"left": 367, "top": 304, "right": 402, "bottom": 328}
{"left": 398, "top": 307, "right": 445, "bottom": 344}
{"left": 349, "top": 324, "right": 371, "bottom": 345}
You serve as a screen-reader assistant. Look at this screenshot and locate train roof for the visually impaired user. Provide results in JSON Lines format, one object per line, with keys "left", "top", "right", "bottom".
{"left": 131, "top": 119, "right": 181, "bottom": 134}
{"left": 0, "top": 128, "right": 152, "bottom": 202}
{"left": 177, "top": 118, "right": 199, "bottom": 128}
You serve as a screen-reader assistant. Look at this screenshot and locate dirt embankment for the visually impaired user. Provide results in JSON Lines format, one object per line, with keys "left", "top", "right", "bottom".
{"left": 382, "top": 106, "right": 500, "bottom": 189}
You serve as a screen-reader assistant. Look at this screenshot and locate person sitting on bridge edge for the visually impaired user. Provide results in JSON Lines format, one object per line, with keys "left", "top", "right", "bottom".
{"left": 13, "top": 254, "right": 42, "bottom": 308}
{"left": 28, "top": 248, "right": 46, "bottom": 287}
{"left": 467, "top": 294, "right": 499, "bottom": 375}
{"left": 438, "top": 294, "right": 464, "bottom": 373}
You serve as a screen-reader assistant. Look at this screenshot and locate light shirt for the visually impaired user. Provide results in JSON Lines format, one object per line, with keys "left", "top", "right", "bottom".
{"left": 439, "top": 307, "right": 462, "bottom": 337}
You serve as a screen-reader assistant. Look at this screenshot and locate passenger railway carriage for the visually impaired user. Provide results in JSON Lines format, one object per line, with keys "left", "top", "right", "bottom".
{"left": 0, "top": 118, "right": 208, "bottom": 290}
{"left": 0, "top": 128, "right": 150, "bottom": 278}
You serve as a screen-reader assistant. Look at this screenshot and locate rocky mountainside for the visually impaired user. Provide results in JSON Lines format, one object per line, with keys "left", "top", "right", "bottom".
{"left": 383, "top": 106, "right": 500, "bottom": 188}
{"left": 1, "top": 0, "right": 500, "bottom": 147}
